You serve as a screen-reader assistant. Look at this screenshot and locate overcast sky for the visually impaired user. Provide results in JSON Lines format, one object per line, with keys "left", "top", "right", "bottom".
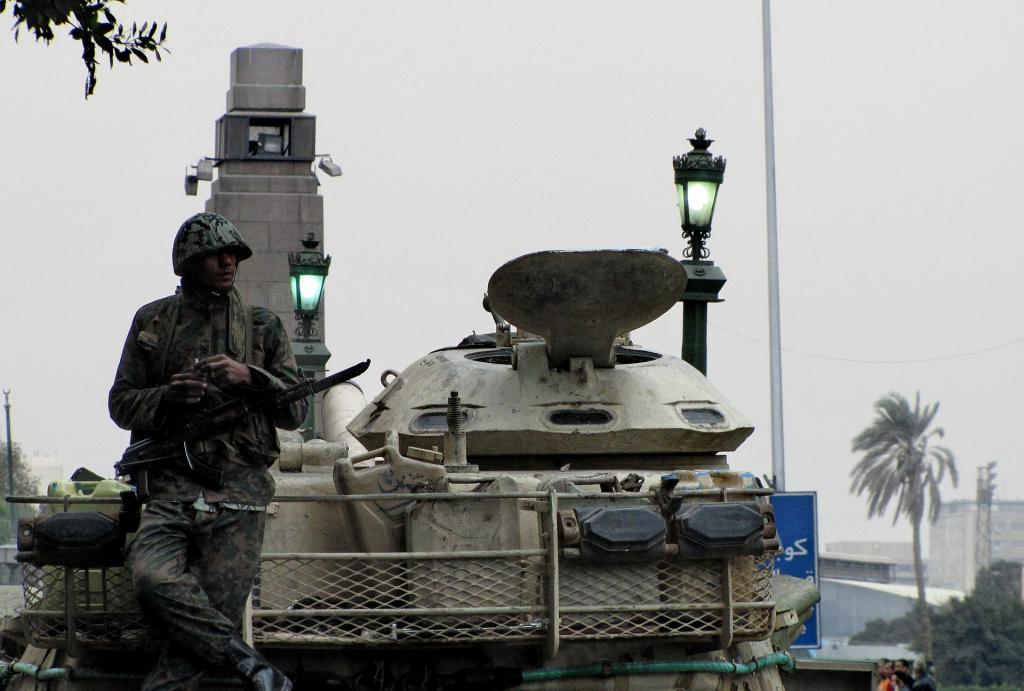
{"left": 1, "top": 1, "right": 1021, "bottom": 553}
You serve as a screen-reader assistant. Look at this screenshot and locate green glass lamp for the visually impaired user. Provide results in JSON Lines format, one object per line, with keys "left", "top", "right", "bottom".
{"left": 288, "top": 233, "right": 332, "bottom": 340}
{"left": 673, "top": 128, "right": 726, "bottom": 260}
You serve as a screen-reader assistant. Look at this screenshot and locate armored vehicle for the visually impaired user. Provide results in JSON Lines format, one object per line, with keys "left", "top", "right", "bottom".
{"left": 3, "top": 248, "right": 816, "bottom": 690}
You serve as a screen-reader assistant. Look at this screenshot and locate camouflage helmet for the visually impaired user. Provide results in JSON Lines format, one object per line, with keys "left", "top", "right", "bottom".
{"left": 172, "top": 212, "right": 253, "bottom": 276}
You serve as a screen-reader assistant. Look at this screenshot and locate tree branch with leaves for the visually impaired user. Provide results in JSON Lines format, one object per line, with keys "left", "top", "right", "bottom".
{"left": 2, "top": 0, "right": 168, "bottom": 97}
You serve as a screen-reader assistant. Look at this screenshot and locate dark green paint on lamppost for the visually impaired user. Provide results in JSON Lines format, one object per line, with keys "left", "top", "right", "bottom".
{"left": 674, "top": 129, "right": 726, "bottom": 375}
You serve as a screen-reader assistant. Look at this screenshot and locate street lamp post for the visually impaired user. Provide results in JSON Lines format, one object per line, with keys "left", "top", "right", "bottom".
{"left": 3, "top": 390, "right": 15, "bottom": 539}
{"left": 288, "top": 233, "right": 332, "bottom": 438}
{"left": 674, "top": 129, "right": 727, "bottom": 375}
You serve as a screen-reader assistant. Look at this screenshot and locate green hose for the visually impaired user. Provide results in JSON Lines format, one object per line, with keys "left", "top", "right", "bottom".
{"left": 0, "top": 661, "right": 68, "bottom": 683}
{"left": 1, "top": 652, "right": 795, "bottom": 687}
{"left": 521, "top": 651, "right": 795, "bottom": 683}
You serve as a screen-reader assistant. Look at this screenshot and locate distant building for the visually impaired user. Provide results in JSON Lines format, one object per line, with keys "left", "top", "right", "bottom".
{"left": 25, "top": 451, "right": 65, "bottom": 493}
{"left": 821, "top": 541, "right": 917, "bottom": 585}
{"left": 815, "top": 540, "right": 955, "bottom": 655}
{"left": 826, "top": 541, "right": 913, "bottom": 562}
{"left": 929, "top": 499, "right": 1024, "bottom": 591}
{"left": 819, "top": 578, "right": 962, "bottom": 638}
{"left": 821, "top": 552, "right": 908, "bottom": 585}
{"left": 0, "top": 543, "right": 18, "bottom": 586}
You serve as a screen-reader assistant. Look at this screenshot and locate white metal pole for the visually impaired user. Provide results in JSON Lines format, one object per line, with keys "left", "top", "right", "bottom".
{"left": 762, "top": 0, "right": 786, "bottom": 491}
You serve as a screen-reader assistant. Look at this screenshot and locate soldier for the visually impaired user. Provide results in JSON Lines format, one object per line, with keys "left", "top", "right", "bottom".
{"left": 110, "top": 212, "right": 306, "bottom": 691}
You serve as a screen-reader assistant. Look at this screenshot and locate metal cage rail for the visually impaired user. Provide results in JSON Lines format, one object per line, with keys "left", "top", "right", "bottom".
{"left": 15, "top": 489, "right": 775, "bottom": 657}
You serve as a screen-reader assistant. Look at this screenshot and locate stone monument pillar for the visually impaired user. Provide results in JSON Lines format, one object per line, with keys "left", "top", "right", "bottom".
{"left": 203, "top": 43, "right": 331, "bottom": 433}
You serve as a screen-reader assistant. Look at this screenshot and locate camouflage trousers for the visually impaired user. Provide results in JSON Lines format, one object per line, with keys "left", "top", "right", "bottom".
{"left": 126, "top": 499, "right": 267, "bottom": 691}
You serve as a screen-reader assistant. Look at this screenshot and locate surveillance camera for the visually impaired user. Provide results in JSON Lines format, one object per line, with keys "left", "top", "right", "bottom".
{"left": 196, "top": 159, "right": 214, "bottom": 182}
{"left": 318, "top": 157, "right": 343, "bottom": 177}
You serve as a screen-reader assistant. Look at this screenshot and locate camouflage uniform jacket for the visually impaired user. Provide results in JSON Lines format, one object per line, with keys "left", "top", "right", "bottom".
{"left": 109, "top": 286, "right": 307, "bottom": 505}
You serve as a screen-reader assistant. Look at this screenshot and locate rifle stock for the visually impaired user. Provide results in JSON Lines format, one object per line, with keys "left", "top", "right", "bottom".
{"left": 115, "top": 359, "right": 370, "bottom": 490}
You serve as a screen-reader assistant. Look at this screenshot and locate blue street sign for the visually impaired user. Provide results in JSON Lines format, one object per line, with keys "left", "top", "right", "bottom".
{"left": 770, "top": 492, "right": 820, "bottom": 649}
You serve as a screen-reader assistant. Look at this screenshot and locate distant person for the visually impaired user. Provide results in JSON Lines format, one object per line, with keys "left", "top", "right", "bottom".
{"left": 893, "top": 658, "right": 914, "bottom": 688}
{"left": 911, "top": 658, "right": 936, "bottom": 691}
{"left": 876, "top": 659, "right": 895, "bottom": 691}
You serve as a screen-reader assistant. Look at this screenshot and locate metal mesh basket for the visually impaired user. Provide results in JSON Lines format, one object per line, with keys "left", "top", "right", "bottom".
{"left": 252, "top": 553, "right": 548, "bottom": 645}
{"left": 17, "top": 494, "right": 776, "bottom": 652}
{"left": 20, "top": 564, "right": 151, "bottom": 650}
{"left": 558, "top": 555, "right": 774, "bottom": 642}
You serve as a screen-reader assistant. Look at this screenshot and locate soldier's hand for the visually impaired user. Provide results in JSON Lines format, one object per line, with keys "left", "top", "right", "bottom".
{"left": 197, "top": 354, "right": 252, "bottom": 389}
{"left": 165, "top": 371, "right": 208, "bottom": 405}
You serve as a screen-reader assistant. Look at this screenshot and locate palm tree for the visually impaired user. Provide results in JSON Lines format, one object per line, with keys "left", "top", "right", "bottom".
{"left": 850, "top": 392, "right": 957, "bottom": 660}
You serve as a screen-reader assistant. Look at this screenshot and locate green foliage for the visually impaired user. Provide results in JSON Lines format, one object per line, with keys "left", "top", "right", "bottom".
{"left": 849, "top": 608, "right": 920, "bottom": 647}
{"left": 931, "top": 561, "right": 1024, "bottom": 686}
{"left": 971, "top": 560, "right": 1022, "bottom": 606}
{"left": 0, "top": 0, "right": 168, "bottom": 97}
{"left": 0, "top": 441, "right": 41, "bottom": 544}
{"left": 850, "top": 562, "right": 1024, "bottom": 687}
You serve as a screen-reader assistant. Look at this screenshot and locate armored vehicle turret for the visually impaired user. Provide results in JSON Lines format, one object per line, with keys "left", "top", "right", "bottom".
{"left": 351, "top": 250, "right": 754, "bottom": 462}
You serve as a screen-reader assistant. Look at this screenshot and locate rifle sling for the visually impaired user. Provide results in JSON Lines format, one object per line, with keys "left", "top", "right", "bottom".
{"left": 244, "top": 304, "right": 254, "bottom": 366}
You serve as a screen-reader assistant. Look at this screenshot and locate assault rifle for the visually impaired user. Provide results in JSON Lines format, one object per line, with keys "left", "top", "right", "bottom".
{"left": 115, "top": 359, "right": 371, "bottom": 492}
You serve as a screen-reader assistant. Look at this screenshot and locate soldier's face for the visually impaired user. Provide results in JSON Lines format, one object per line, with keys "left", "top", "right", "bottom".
{"left": 192, "top": 251, "right": 238, "bottom": 292}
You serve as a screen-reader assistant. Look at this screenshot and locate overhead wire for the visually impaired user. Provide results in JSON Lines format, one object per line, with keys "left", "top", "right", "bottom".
{"left": 709, "top": 322, "right": 1024, "bottom": 364}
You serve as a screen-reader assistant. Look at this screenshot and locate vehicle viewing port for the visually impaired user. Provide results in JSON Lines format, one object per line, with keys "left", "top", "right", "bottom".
{"left": 548, "top": 409, "right": 614, "bottom": 426}
{"left": 677, "top": 407, "right": 726, "bottom": 426}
